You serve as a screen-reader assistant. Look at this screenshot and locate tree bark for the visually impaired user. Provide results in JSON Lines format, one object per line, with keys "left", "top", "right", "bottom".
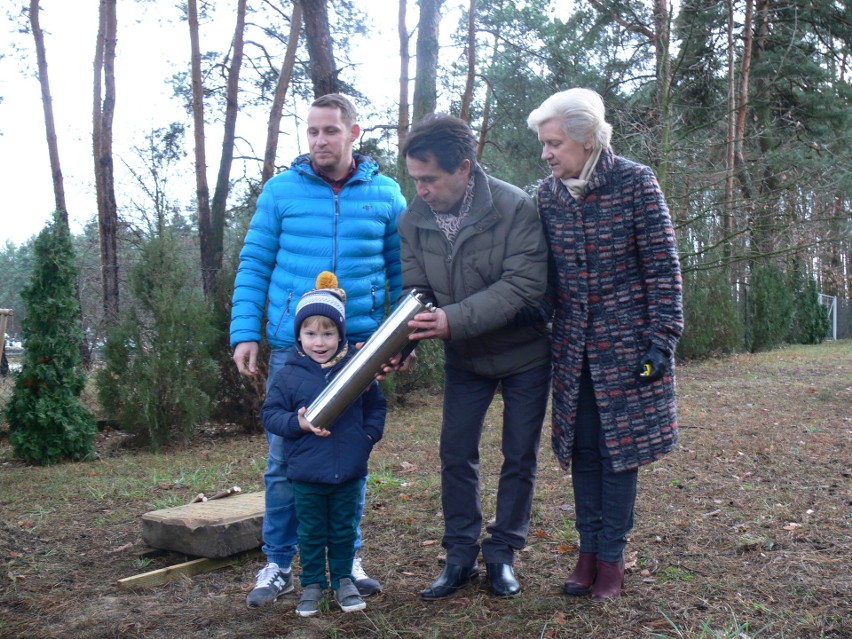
{"left": 93, "top": 0, "right": 120, "bottom": 325}
{"left": 301, "top": 0, "right": 338, "bottom": 97}
{"left": 751, "top": 0, "right": 776, "bottom": 259}
{"left": 187, "top": 0, "right": 214, "bottom": 296}
{"left": 412, "top": 0, "right": 443, "bottom": 122}
{"left": 458, "top": 0, "right": 476, "bottom": 122}
{"left": 723, "top": 0, "right": 737, "bottom": 269}
{"left": 734, "top": 0, "right": 754, "bottom": 199}
{"left": 652, "top": 0, "right": 671, "bottom": 191}
{"left": 397, "top": 0, "right": 411, "bottom": 150}
{"left": 262, "top": 1, "right": 303, "bottom": 186}
{"left": 475, "top": 19, "right": 502, "bottom": 162}
{"left": 208, "top": 0, "right": 248, "bottom": 298}
{"left": 29, "top": 0, "right": 67, "bottom": 223}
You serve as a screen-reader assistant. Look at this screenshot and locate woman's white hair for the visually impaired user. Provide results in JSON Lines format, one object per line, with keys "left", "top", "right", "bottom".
{"left": 527, "top": 88, "right": 612, "bottom": 149}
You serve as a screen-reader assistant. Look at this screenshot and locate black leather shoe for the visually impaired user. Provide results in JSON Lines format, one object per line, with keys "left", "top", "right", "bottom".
{"left": 486, "top": 562, "right": 521, "bottom": 597}
{"left": 420, "top": 562, "right": 480, "bottom": 600}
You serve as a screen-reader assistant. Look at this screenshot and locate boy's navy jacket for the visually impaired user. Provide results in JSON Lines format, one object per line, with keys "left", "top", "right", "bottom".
{"left": 261, "top": 341, "right": 386, "bottom": 484}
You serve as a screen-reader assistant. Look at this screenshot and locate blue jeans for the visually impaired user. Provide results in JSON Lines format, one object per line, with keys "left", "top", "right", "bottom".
{"left": 261, "top": 348, "right": 366, "bottom": 568}
{"left": 440, "top": 362, "right": 551, "bottom": 566}
{"left": 571, "top": 357, "right": 638, "bottom": 563}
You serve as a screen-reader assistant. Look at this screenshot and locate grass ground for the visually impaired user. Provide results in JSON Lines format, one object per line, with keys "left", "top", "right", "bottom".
{"left": 0, "top": 341, "right": 850, "bottom": 639}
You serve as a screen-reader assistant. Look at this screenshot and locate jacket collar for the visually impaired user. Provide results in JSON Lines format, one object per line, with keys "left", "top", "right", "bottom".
{"left": 408, "top": 164, "right": 499, "bottom": 238}
{"left": 290, "top": 153, "right": 379, "bottom": 184}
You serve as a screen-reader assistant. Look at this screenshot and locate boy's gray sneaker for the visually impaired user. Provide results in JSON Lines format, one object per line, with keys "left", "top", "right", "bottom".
{"left": 295, "top": 583, "right": 324, "bottom": 617}
{"left": 352, "top": 554, "right": 382, "bottom": 596}
{"left": 246, "top": 562, "right": 294, "bottom": 607}
{"left": 335, "top": 577, "right": 366, "bottom": 612}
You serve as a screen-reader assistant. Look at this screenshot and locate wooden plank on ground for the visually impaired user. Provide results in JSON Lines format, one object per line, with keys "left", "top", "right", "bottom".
{"left": 117, "top": 556, "right": 239, "bottom": 589}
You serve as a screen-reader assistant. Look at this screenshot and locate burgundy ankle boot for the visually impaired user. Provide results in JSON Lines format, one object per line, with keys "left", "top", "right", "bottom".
{"left": 591, "top": 558, "right": 624, "bottom": 601}
{"left": 562, "top": 552, "right": 597, "bottom": 595}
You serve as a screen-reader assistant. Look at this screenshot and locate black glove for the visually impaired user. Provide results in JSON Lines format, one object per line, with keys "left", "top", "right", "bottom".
{"left": 635, "top": 345, "right": 670, "bottom": 383}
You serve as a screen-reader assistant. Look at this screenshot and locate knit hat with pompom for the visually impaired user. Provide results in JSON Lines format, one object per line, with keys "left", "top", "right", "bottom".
{"left": 294, "top": 271, "right": 347, "bottom": 341}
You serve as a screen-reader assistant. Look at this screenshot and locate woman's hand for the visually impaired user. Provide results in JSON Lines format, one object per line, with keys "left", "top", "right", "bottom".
{"left": 635, "top": 345, "right": 670, "bottom": 383}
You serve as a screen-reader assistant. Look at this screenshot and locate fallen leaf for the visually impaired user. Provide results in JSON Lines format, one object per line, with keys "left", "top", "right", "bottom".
{"left": 549, "top": 611, "right": 568, "bottom": 625}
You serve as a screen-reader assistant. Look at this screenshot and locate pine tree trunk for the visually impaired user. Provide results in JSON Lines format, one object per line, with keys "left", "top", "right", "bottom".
{"left": 412, "top": 0, "right": 443, "bottom": 122}
{"left": 262, "top": 2, "right": 303, "bottom": 186}
{"left": 458, "top": 0, "right": 476, "bottom": 123}
{"left": 92, "top": 0, "right": 120, "bottom": 325}
{"left": 208, "top": 0, "right": 248, "bottom": 298}
{"left": 301, "top": 0, "right": 339, "bottom": 96}
{"left": 397, "top": 0, "right": 411, "bottom": 150}
{"left": 29, "top": 0, "right": 67, "bottom": 221}
{"left": 652, "top": 0, "right": 671, "bottom": 192}
{"left": 187, "top": 0, "right": 214, "bottom": 296}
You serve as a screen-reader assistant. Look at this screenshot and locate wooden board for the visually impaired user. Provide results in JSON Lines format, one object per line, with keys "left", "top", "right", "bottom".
{"left": 117, "top": 556, "right": 240, "bottom": 589}
{"left": 141, "top": 491, "right": 265, "bottom": 558}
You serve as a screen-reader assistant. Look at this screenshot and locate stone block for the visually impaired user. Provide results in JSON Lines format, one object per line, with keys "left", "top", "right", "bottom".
{"left": 141, "top": 491, "right": 265, "bottom": 558}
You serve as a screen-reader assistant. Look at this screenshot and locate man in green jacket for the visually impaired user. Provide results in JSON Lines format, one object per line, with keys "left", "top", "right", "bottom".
{"left": 398, "top": 114, "right": 551, "bottom": 599}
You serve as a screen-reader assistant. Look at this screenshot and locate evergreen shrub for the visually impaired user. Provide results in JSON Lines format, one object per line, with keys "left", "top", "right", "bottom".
{"left": 208, "top": 201, "right": 269, "bottom": 431}
{"left": 96, "top": 230, "right": 219, "bottom": 450}
{"left": 380, "top": 337, "right": 445, "bottom": 403}
{"left": 748, "top": 263, "right": 794, "bottom": 352}
{"left": 786, "top": 270, "right": 830, "bottom": 344}
{"left": 5, "top": 212, "right": 96, "bottom": 464}
{"left": 678, "top": 267, "right": 743, "bottom": 360}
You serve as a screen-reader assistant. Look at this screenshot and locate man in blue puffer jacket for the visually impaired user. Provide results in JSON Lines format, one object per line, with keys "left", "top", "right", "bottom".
{"left": 230, "top": 93, "right": 406, "bottom": 607}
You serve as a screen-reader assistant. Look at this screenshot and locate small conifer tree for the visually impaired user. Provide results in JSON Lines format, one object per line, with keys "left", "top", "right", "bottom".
{"left": 748, "top": 263, "right": 795, "bottom": 352}
{"left": 679, "top": 266, "right": 743, "bottom": 360}
{"left": 95, "top": 229, "right": 219, "bottom": 449}
{"left": 786, "top": 271, "right": 830, "bottom": 345}
{"left": 5, "top": 212, "right": 96, "bottom": 464}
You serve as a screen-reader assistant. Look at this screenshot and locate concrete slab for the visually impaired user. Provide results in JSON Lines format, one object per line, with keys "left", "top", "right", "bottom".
{"left": 141, "top": 491, "right": 265, "bottom": 558}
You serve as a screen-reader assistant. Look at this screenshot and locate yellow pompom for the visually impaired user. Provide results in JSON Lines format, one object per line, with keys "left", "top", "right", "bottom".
{"left": 315, "top": 271, "right": 338, "bottom": 289}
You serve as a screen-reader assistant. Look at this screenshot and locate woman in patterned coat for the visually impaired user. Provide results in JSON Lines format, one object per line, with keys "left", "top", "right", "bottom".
{"left": 527, "top": 88, "right": 683, "bottom": 601}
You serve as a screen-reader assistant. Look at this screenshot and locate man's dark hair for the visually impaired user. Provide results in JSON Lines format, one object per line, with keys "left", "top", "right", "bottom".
{"left": 311, "top": 93, "right": 358, "bottom": 127}
{"left": 402, "top": 113, "right": 477, "bottom": 173}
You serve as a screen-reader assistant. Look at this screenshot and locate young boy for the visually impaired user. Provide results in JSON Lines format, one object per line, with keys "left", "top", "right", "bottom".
{"left": 261, "top": 272, "right": 386, "bottom": 617}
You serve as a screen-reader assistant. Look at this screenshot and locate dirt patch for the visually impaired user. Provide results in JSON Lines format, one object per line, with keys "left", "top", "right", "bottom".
{"left": 0, "top": 342, "right": 850, "bottom": 638}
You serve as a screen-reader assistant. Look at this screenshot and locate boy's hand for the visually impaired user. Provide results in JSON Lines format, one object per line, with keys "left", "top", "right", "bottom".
{"left": 375, "top": 350, "right": 416, "bottom": 381}
{"left": 298, "top": 406, "right": 331, "bottom": 437}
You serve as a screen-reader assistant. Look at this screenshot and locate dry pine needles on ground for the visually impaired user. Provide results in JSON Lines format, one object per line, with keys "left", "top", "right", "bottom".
{"left": 1, "top": 341, "right": 850, "bottom": 639}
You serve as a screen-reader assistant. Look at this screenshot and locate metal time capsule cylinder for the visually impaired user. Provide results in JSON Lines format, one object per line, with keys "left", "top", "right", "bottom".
{"left": 304, "top": 289, "right": 435, "bottom": 430}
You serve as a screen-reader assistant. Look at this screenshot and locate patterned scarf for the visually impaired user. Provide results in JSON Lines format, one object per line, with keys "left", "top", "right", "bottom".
{"left": 560, "top": 145, "right": 602, "bottom": 200}
{"left": 430, "top": 172, "right": 477, "bottom": 244}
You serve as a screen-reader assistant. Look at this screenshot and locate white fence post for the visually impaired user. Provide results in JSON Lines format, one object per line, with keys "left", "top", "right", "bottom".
{"left": 817, "top": 294, "right": 837, "bottom": 341}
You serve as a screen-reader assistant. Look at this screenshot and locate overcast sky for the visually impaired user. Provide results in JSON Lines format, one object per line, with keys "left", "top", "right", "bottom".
{"left": 0, "top": 1, "right": 407, "bottom": 247}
